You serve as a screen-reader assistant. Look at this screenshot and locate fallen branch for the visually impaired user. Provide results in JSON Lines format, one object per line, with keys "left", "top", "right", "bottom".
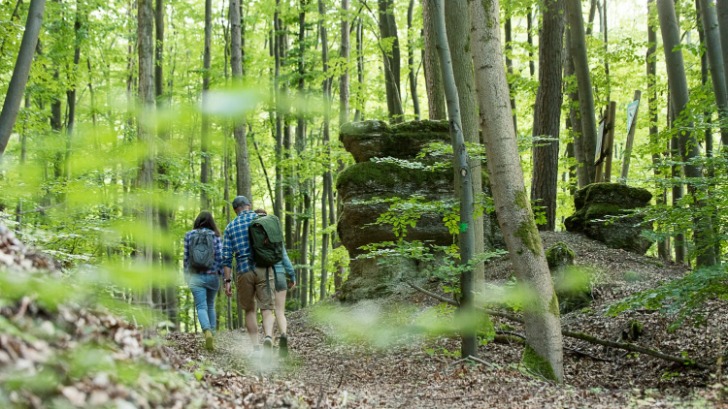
{"left": 407, "top": 280, "right": 713, "bottom": 370}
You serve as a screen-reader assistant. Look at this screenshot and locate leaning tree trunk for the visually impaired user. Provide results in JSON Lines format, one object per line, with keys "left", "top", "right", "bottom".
{"left": 564, "top": 0, "right": 598, "bottom": 185}
{"left": 657, "top": 0, "right": 717, "bottom": 267}
{"left": 429, "top": 0, "right": 477, "bottom": 358}
{"left": 530, "top": 0, "right": 565, "bottom": 232}
{"left": 469, "top": 0, "right": 564, "bottom": 382}
{"left": 0, "top": 0, "right": 46, "bottom": 156}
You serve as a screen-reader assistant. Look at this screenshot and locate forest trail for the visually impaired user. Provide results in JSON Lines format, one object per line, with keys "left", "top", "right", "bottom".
{"left": 163, "top": 232, "right": 728, "bottom": 408}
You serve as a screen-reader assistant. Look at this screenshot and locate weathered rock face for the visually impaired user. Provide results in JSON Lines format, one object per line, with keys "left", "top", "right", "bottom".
{"left": 337, "top": 120, "right": 496, "bottom": 301}
{"left": 564, "top": 183, "right": 653, "bottom": 254}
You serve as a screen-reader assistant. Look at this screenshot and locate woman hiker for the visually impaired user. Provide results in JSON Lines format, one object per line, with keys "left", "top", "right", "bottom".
{"left": 254, "top": 208, "right": 296, "bottom": 356}
{"left": 183, "top": 211, "right": 223, "bottom": 351}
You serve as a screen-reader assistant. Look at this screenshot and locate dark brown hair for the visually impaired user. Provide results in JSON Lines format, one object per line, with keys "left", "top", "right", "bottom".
{"left": 254, "top": 208, "right": 267, "bottom": 216}
{"left": 193, "top": 211, "right": 221, "bottom": 236}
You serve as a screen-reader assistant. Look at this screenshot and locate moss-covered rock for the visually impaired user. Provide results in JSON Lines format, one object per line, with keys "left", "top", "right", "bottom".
{"left": 566, "top": 183, "right": 653, "bottom": 255}
{"left": 545, "top": 242, "right": 575, "bottom": 270}
{"left": 339, "top": 119, "right": 449, "bottom": 163}
{"left": 336, "top": 162, "right": 453, "bottom": 202}
{"left": 574, "top": 183, "right": 652, "bottom": 210}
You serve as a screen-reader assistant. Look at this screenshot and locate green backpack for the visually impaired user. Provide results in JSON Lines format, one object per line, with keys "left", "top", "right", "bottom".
{"left": 249, "top": 214, "right": 284, "bottom": 267}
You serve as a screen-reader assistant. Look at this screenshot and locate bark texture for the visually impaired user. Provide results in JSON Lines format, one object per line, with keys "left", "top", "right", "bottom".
{"left": 469, "top": 0, "right": 564, "bottom": 382}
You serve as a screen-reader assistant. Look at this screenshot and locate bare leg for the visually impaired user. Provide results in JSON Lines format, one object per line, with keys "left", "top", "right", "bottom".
{"left": 245, "top": 309, "right": 258, "bottom": 345}
{"left": 274, "top": 290, "right": 288, "bottom": 335}
{"left": 261, "top": 309, "right": 275, "bottom": 338}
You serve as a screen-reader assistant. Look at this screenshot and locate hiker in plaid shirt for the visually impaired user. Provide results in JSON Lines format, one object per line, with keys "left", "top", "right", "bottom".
{"left": 222, "top": 195, "right": 276, "bottom": 351}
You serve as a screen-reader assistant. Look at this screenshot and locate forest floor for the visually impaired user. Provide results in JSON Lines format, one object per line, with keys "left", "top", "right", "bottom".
{"left": 2, "top": 227, "right": 728, "bottom": 408}
{"left": 163, "top": 232, "right": 728, "bottom": 408}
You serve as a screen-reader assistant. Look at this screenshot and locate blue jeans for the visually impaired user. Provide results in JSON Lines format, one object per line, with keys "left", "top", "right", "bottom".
{"left": 187, "top": 273, "right": 220, "bottom": 332}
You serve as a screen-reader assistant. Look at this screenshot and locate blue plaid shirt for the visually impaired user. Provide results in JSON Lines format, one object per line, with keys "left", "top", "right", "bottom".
{"left": 222, "top": 209, "right": 258, "bottom": 274}
{"left": 183, "top": 228, "right": 223, "bottom": 274}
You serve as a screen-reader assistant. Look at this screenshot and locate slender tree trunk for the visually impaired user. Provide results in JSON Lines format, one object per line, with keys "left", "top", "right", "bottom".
{"left": 0, "top": 0, "right": 46, "bottom": 156}
{"left": 319, "top": 0, "right": 332, "bottom": 301}
{"left": 354, "top": 16, "right": 364, "bottom": 121}
{"left": 657, "top": 0, "right": 717, "bottom": 267}
{"left": 430, "top": 0, "right": 477, "bottom": 358}
{"left": 564, "top": 0, "right": 598, "bottom": 185}
{"left": 445, "top": 0, "right": 485, "bottom": 287}
{"left": 138, "top": 0, "right": 156, "bottom": 308}
{"left": 531, "top": 0, "right": 565, "bottom": 232}
{"left": 527, "top": 8, "right": 535, "bottom": 77}
{"left": 378, "top": 0, "right": 404, "bottom": 122}
{"left": 565, "top": 30, "right": 587, "bottom": 188}
{"left": 647, "top": 0, "right": 670, "bottom": 261}
{"left": 422, "top": 0, "right": 446, "bottom": 120}
{"left": 201, "top": 0, "right": 212, "bottom": 209}
{"left": 407, "top": 0, "right": 420, "bottom": 119}
{"left": 231, "top": 0, "right": 250, "bottom": 198}
{"left": 340, "top": 0, "right": 350, "bottom": 125}
{"left": 470, "top": 0, "right": 564, "bottom": 382}
{"left": 274, "top": 0, "right": 285, "bottom": 218}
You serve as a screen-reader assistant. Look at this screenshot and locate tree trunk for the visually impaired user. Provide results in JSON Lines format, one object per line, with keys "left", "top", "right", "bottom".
{"left": 407, "top": 0, "right": 420, "bottom": 119}
{"left": 274, "top": 0, "right": 285, "bottom": 218}
{"left": 564, "top": 30, "right": 588, "bottom": 188}
{"left": 339, "top": 0, "right": 350, "bottom": 126}
{"left": 0, "top": 0, "right": 46, "bottom": 156}
{"left": 530, "top": 0, "right": 564, "bottom": 232}
{"left": 445, "top": 0, "right": 485, "bottom": 287}
{"left": 564, "top": 0, "right": 598, "bottom": 185}
{"left": 201, "top": 0, "right": 212, "bottom": 209}
{"left": 698, "top": 0, "right": 728, "bottom": 146}
{"left": 138, "top": 0, "right": 156, "bottom": 308}
{"left": 657, "top": 0, "right": 717, "bottom": 267}
{"left": 469, "top": 0, "right": 564, "bottom": 382}
{"left": 647, "top": 0, "right": 670, "bottom": 261}
{"left": 505, "top": 16, "right": 518, "bottom": 135}
{"left": 422, "top": 0, "right": 446, "bottom": 120}
{"left": 354, "top": 16, "right": 364, "bottom": 121}
{"left": 378, "top": 0, "right": 404, "bottom": 122}
{"left": 430, "top": 0, "right": 477, "bottom": 358}
{"left": 231, "top": 0, "right": 250, "bottom": 198}
{"left": 319, "top": 0, "right": 332, "bottom": 301}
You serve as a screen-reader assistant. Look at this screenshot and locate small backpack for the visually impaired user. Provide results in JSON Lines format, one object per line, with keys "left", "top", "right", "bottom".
{"left": 188, "top": 229, "right": 216, "bottom": 271}
{"left": 249, "top": 214, "right": 284, "bottom": 267}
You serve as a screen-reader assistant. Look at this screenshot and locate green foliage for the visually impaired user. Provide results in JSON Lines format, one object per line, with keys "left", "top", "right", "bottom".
{"left": 607, "top": 265, "right": 728, "bottom": 329}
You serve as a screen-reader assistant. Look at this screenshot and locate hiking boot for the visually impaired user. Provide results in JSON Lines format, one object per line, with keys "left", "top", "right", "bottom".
{"left": 278, "top": 334, "right": 288, "bottom": 358}
{"left": 263, "top": 336, "right": 273, "bottom": 350}
{"left": 204, "top": 330, "right": 214, "bottom": 351}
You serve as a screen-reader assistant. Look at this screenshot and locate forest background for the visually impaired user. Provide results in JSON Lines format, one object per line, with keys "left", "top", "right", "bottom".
{"left": 0, "top": 0, "right": 726, "bottom": 378}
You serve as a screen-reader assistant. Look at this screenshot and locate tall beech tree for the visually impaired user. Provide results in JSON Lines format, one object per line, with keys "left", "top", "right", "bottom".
{"left": 231, "top": 0, "right": 250, "bottom": 198}
{"left": 378, "top": 0, "right": 404, "bottom": 122}
{"left": 530, "top": 0, "right": 565, "bottom": 231}
{"left": 200, "top": 0, "right": 212, "bottom": 209}
{"left": 657, "top": 0, "right": 717, "bottom": 267}
{"left": 469, "top": 0, "right": 564, "bottom": 381}
{"left": 564, "top": 0, "right": 598, "bottom": 185}
{"left": 422, "top": 0, "right": 446, "bottom": 120}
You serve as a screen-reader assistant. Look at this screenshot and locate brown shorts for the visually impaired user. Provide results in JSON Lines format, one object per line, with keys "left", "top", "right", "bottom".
{"left": 236, "top": 266, "right": 275, "bottom": 311}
